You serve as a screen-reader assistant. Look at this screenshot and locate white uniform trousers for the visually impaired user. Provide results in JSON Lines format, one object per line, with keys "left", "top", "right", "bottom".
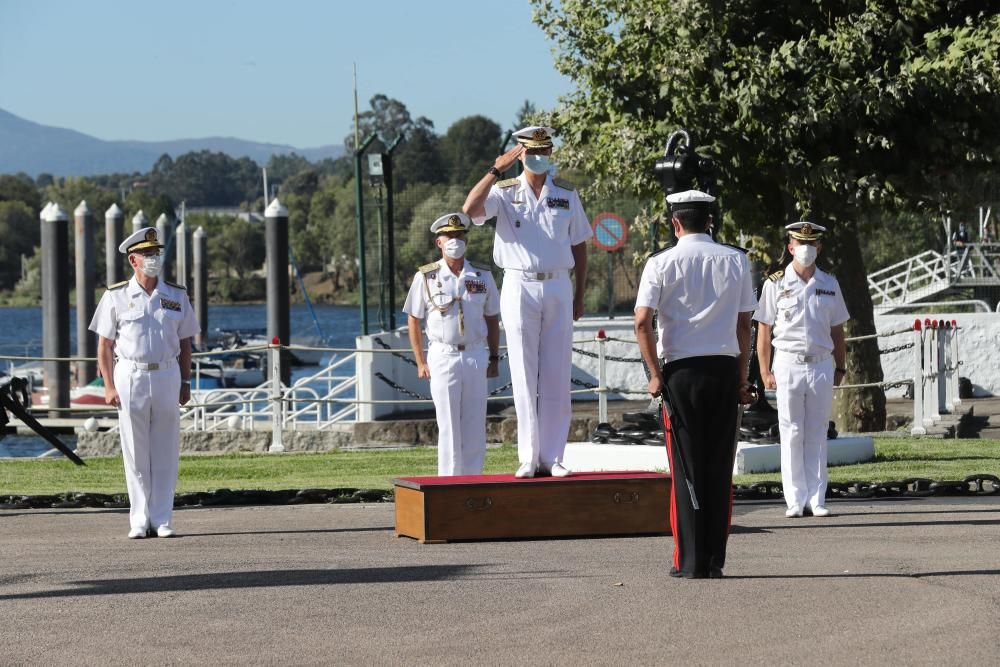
{"left": 773, "top": 351, "right": 834, "bottom": 510}
{"left": 428, "top": 343, "right": 488, "bottom": 476}
{"left": 500, "top": 272, "right": 573, "bottom": 466}
{"left": 114, "top": 360, "right": 181, "bottom": 530}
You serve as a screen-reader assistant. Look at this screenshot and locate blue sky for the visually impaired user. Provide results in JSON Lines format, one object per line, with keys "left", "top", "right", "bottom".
{"left": 0, "top": 0, "right": 574, "bottom": 147}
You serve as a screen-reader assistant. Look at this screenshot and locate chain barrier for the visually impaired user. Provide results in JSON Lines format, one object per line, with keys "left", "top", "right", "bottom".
{"left": 835, "top": 379, "right": 912, "bottom": 391}
{"left": 879, "top": 342, "right": 915, "bottom": 355}
{"left": 374, "top": 372, "right": 431, "bottom": 401}
{"left": 844, "top": 327, "right": 914, "bottom": 343}
{"left": 572, "top": 346, "right": 644, "bottom": 364}
{"left": 372, "top": 337, "right": 418, "bottom": 367}
{"left": 373, "top": 373, "right": 538, "bottom": 401}
{"left": 489, "top": 382, "right": 513, "bottom": 396}
{"left": 372, "top": 337, "right": 509, "bottom": 364}
{"left": 570, "top": 377, "right": 651, "bottom": 396}
{"left": 733, "top": 474, "right": 1000, "bottom": 500}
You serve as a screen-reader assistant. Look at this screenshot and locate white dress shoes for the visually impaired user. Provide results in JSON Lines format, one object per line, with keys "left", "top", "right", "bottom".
{"left": 810, "top": 505, "right": 831, "bottom": 517}
{"left": 549, "top": 463, "right": 571, "bottom": 478}
{"left": 127, "top": 527, "right": 147, "bottom": 539}
{"left": 785, "top": 506, "right": 804, "bottom": 518}
{"left": 515, "top": 463, "right": 536, "bottom": 478}
{"left": 156, "top": 525, "right": 177, "bottom": 538}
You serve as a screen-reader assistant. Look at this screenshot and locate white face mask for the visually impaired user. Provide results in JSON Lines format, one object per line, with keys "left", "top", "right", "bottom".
{"left": 523, "top": 154, "right": 550, "bottom": 174}
{"left": 793, "top": 244, "right": 817, "bottom": 267}
{"left": 137, "top": 254, "right": 162, "bottom": 277}
{"left": 442, "top": 238, "right": 466, "bottom": 259}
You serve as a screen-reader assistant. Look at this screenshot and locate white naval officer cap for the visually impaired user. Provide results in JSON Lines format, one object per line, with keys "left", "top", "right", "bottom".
{"left": 785, "top": 221, "right": 827, "bottom": 241}
{"left": 513, "top": 125, "right": 555, "bottom": 149}
{"left": 430, "top": 212, "right": 472, "bottom": 235}
{"left": 666, "top": 189, "right": 715, "bottom": 212}
{"left": 118, "top": 226, "right": 164, "bottom": 254}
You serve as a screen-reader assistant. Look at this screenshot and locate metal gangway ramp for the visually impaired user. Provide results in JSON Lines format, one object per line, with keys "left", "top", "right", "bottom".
{"left": 868, "top": 242, "right": 1000, "bottom": 311}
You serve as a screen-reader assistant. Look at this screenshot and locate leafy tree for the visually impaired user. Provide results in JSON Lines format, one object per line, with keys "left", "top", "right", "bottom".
{"left": 533, "top": 0, "right": 1000, "bottom": 430}
{"left": 346, "top": 94, "right": 413, "bottom": 152}
{"left": 281, "top": 169, "right": 320, "bottom": 199}
{"left": 397, "top": 184, "right": 485, "bottom": 283}
{"left": 122, "top": 190, "right": 158, "bottom": 222}
{"left": 266, "top": 153, "right": 313, "bottom": 184}
{"left": 306, "top": 176, "right": 362, "bottom": 289}
{"left": 150, "top": 150, "right": 260, "bottom": 206}
{"left": 439, "top": 115, "right": 503, "bottom": 187}
{"left": 0, "top": 202, "right": 39, "bottom": 291}
{"left": 514, "top": 99, "right": 538, "bottom": 130}
{"left": 315, "top": 156, "right": 354, "bottom": 180}
{"left": 393, "top": 117, "right": 445, "bottom": 189}
{"left": 0, "top": 174, "right": 41, "bottom": 212}
{"left": 209, "top": 215, "right": 265, "bottom": 280}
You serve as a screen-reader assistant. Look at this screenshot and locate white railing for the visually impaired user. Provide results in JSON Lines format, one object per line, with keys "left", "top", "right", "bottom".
{"left": 869, "top": 242, "right": 1000, "bottom": 310}
{"left": 0, "top": 322, "right": 965, "bottom": 442}
{"left": 868, "top": 250, "right": 950, "bottom": 308}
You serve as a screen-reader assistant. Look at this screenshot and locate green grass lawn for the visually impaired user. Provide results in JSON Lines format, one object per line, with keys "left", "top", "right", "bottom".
{"left": 1, "top": 438, "right": 999, "bottom": 496}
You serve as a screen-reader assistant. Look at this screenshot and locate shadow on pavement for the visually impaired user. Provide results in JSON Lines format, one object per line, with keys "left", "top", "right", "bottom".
{"left": 731, "top": 569, "right": 1000, "bottom": 580}
{"left": 0, "top": 565, "right": 484, "bottom": 600}
{"left": 188, "top": 526, "right": 394, "bottom": 538}
{"left": 752, "top": 517, "right": 1000, "bottom": 530}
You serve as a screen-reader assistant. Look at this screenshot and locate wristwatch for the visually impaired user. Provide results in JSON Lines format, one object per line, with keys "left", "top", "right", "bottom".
{"left": 488, "top": 166, "right": 502, "bottom": 179}
{"left": 489, "top": 354, "right": 500, "bottom": 361}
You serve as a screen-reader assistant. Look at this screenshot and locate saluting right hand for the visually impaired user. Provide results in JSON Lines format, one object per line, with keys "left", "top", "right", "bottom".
{"left": 493, "top": 145, "right": 524, "bottom": 173}
{"left": 105, "top": 386, "right": 121, "bottom": 409}
{"left": 417, "top": 363, "right": 430, "bottom": 380}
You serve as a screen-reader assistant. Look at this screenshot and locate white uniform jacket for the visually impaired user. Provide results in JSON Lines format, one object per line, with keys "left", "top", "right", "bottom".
{"left": 89, "top": 276, "right": 199, "bottom": 360}
{"left": 471, "top": 173, "right": 592, "bottom": 272}
{"left": 402, "top": 258, "right": 500, "bottom": 346}
{"left": 754, "top": 266, "right": 850, "bottom": 355}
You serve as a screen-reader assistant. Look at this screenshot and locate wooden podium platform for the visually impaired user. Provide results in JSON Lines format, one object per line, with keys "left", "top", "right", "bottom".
{"left": 394, "top": 471, "right": 671, "bottom": 543}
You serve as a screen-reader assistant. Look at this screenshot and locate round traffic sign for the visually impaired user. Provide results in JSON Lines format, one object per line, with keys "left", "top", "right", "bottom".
{"left": 592, "top": 212, "right": 628, "bottom": 251}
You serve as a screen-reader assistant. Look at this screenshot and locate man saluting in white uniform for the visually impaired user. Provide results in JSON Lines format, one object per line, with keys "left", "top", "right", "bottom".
{"left": 463, "top": 126, "right": 592, "bottom": 478}
{"left": 89, "top": 226, "right": 199, "bottom": 539}
{"left": 404, "top": 213, "right": 501, "bottom": 476}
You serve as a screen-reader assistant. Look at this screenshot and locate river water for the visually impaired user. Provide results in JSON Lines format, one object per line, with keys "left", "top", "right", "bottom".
{"left": 0, "top": 303, "right": 388, "bottom": 457}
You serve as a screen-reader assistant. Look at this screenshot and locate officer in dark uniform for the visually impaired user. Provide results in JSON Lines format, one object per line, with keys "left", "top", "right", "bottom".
{"left": 634, "top": 191, "right": 757, "bottom": 578}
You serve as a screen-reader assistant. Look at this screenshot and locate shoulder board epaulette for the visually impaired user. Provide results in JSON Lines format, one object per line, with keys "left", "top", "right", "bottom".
{"left": 107, "top": 280, "right": 128, "bottom": 290}
{"left": 552, "top": 177, "right": 575, "bottom": 191}
{"left": 720, "top": 242, "right": 748, "bottom": 254}
{"left": 497, "top": 177, "right": 519, "bottom": 188}
{"left": 767, "top": 270, "right": 784, "bottom": 282}
{"left": 469, "top": 261, "right": 492, "bottom": 272}
{"left": 648, "top": 243, "right": 675, "bottom": 259}
{"left": 419, "top": 262, "right": 439, "bottom": 274}
{"left": 164, "top": 280, "right": 187, "bottom": 291}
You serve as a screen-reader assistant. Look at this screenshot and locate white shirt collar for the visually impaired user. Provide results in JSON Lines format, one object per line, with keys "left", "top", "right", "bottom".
{"left": 676, "top": 233, "right": 713, "bottom": 245}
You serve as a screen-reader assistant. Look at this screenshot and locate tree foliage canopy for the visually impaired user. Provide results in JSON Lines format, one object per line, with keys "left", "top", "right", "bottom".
{"left": 533, "top": 0, "right": 1000, "bottom": 430}
{"left": 534, "top": 0, "right": 1000, "bottom": 225}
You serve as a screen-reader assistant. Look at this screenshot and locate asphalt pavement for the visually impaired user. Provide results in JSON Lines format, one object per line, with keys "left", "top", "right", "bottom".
{"left": 1, "top": 498, "right": 998, "bottom": 665}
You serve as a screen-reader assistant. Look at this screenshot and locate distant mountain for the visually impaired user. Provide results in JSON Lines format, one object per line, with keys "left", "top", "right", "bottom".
{"left": 0, "top": 108, "right": 344, "bottom": 177}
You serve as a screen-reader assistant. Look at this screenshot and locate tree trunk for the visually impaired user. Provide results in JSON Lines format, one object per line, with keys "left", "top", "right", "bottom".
{"left": 828, "top": 223, "right": 886, "bottom": 432}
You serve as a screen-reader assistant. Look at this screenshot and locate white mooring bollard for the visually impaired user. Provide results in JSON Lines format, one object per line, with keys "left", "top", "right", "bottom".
{"left": 922, "top": 319, "right": 938, "bottom": 426}
{"left": 269, "top": 337, "right": 285, "bottom": 452}
{"left": 936, "top": 319, "right": 948, "bottom": 415}
{"left": 910, "top": 319, "right": 927, "bottom": 436}
{"left": 950, "top": 319, "right": 962, "bottom": 409}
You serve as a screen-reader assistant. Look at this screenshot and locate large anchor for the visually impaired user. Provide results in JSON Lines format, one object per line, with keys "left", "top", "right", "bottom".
{"left": 0, "top": 376, "right": 86, "bottom": 466}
